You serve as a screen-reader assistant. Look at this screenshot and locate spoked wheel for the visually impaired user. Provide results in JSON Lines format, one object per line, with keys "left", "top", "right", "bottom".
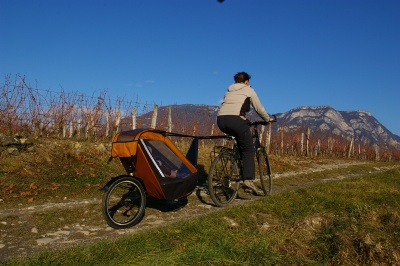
{"left": 208, "top": 154, "right": 240, "bottom": 207}
{"left": 257, "top": 149, "right": 272, "bottom": 195}
{"left": 102, "top": 176, "right": 146, "bottom": 229}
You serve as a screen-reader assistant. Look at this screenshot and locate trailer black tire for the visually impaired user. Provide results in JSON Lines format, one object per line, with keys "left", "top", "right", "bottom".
{"left": 102, "top": 176, "right": 146, "bottom": 229}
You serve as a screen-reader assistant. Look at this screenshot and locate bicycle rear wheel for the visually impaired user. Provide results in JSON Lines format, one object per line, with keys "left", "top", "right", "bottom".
{"left": 257, "top": 149, "right": 272, "bottom": 195}
{"left": 208, "top": 153, "right": 240, "bottom": 207}
{"left": 102, "top": 176, "right": 146, "bottom": 229}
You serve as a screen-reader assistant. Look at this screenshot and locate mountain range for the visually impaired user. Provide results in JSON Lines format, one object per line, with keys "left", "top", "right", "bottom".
{"left": 142, "top": 104, "right": 400, "bottom": 149}
{"left": 274, "top": 106, "right": 400, "bottom": 148}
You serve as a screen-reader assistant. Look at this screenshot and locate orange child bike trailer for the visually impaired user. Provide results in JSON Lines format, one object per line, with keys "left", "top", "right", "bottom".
{"left": 110, "top": 128, "right": 199, "bottom": 200}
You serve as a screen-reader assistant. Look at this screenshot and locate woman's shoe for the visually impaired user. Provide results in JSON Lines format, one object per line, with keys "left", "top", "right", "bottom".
{"left": 243, "top": 180, "right": 263, "bottom": 196}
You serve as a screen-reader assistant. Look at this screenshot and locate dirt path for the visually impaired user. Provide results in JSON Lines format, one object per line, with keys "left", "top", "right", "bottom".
{"left": 0, "top": 160, "right": 397, "bottom": 262}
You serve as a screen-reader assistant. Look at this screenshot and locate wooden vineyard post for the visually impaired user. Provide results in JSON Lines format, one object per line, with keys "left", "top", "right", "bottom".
{"left": 306, "top": 127, "right": 310, "bottom": 157}
{"left": 105, "top": 111, "right": 110, "bottom": 137}
{"left": 90, "top": 114, "right": 95, "bottom": 138}
{"left": 266, "top": 123, "right": 272, "bottom": 153}
{"left": 348, "top": 137, "right": 354, "bottom": 158}
{"left": 77, "top": 119, "right": 82, "bottom": 138}
{"left": 85, "top": 120, "right": 89, "bottom": 139}
{"left": 132, "top": 107, "right": 137, "bottom": 130}
{"left": 168, "top": 105, "right": 172, "bottom": 132}
{"left": 62, "top": 122, "right": 66, "bottom": 139}
{"left": 115, "top": 108, "right": 121, "bottom": 134}
{"left": 375, "top": 144, "right": 380, "bottom": 161}
{"left": 69, "top": 120, "right": 73, "bottom": 138}
{"left": 151, "top": 104, "right": 158, "bottom": 129}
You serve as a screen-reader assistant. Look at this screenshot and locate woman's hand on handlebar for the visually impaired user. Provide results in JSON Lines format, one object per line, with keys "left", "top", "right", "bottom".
{"left": 269, "top": 115, "right": 277, "bottom": 123}
{"left": 249, "top": 115, "right": 277, "bottom": 127}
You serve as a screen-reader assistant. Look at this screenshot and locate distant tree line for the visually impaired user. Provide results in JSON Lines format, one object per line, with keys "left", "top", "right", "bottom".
{"left": 1, "top": 74, "right": 398, "bottom": 161}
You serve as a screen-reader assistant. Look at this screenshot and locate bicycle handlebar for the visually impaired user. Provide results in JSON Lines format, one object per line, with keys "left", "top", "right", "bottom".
{"left": 249, "top": 115, "right": 277, "bottom": 126}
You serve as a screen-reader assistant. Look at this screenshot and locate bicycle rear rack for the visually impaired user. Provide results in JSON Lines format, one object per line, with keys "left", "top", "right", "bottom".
{"left": 210, "top": 146, "right": 233, "bottom": 161}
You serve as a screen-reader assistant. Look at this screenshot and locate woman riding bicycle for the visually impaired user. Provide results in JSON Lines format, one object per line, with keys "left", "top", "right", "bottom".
{"left": 217, "top": 72, "right": 274, "bottom": 196}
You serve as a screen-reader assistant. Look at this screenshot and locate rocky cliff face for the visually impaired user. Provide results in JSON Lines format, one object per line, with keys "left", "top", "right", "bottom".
{"left": 275, "top": 106, "right": 400, "bottom": 148}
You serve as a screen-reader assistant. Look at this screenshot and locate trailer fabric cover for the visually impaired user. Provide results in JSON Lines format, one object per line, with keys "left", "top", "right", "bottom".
{"left": 111, "top": 128, "right": 199, "bottom": 200}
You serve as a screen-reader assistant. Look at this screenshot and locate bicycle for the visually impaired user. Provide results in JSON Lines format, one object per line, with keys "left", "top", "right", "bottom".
{"left": 207, "top": 116, "right": 277, "bottom": 207}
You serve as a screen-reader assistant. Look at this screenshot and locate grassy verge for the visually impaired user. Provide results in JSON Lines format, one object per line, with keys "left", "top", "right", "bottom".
{"left": 4, "top": 167, "right": 400, "bottom": 265}
{"left": 0, "top": 140, "right": 121, "bottom": 207}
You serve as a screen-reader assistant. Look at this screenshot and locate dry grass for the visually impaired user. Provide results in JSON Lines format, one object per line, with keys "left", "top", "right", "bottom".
{"left": 0, "top": 139, "right": 120, "bottom": 206}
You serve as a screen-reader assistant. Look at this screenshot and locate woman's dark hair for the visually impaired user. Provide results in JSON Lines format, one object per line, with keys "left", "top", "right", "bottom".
{"left": 234, "top": 72, "right": 251, "bottom": 83}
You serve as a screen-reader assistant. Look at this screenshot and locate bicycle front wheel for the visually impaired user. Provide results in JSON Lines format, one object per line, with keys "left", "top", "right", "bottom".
{"left": 102, "top": 176, "right": 146, "bottom": 229}
{"left": 257, "top": 149, "right": 272, "bottom": 195}
{"left": 208, "top": 154, "right": 240, "bottom": 207}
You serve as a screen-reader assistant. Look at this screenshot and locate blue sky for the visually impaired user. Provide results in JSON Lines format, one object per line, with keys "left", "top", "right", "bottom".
{"left": 1, "top": 0, "right": 399, "bottom": 136}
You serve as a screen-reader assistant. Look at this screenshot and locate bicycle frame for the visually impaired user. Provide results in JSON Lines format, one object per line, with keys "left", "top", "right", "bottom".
{"left": 211, "top": 120, "right": 272, "bottom": 181}
{"left": 207, "top": 116, "right": 277, "bottom": 206}
{"left": 252, "top": 124, "right": 264, "bottom": 151}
